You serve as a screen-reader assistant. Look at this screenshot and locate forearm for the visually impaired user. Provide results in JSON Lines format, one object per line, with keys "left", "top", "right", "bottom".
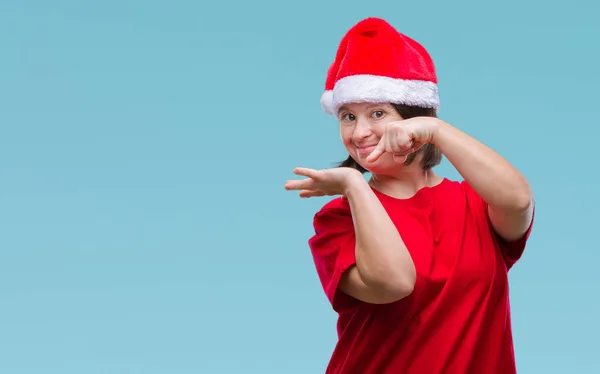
{"left": 344, "top": 176, "right": 416, "bottom": 292}
{"left": 432, "top": 119, "right": 533, "bottom": 212}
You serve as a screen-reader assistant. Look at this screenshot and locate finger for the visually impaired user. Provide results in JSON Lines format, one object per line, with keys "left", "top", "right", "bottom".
{"left": 299, "top": 190, "right": 326, "bottom": 198}
{"left": 392, "top": 141, "right": 424, "bottom": 159}
{"left": 392, "top": 153, "right": 409, "bottom": 164}
{"left": 386, "top": 133, "right": 396, "bottom": 153}
{"left": 412, "top": 142, "right": 425, "bottom": 153}
{"left": 391, "top": 133, "right": 403, "bottom": 153}
{"left": 366, "top": 141, "right": 385, "bottom": 163}
{"left": 293, "top": 167, "right": 319, "bottom": 178}
{"left": 284, "top": 178, "right": 315, "bottom": 191}
{"left": 396, "top": 132, "right": 413, "bottom": 152}
{"left": 391, "top": 147, "right": 414, "bottom": 157}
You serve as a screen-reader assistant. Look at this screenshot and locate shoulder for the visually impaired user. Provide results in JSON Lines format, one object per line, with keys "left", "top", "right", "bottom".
{"left": 313, "top": 196, "right": 352, "bottom": 224}
{"left": 430, "top": 178, "right": 489, "bottom": 219}
{"left": 313, "top": 197, "right": 352, "bottom": 234}
{"left": 317, "top": 196, "right": 350, "bottom": 213}
{"left": 309, "top": 197, "right": 354, "bottom": 249}
{"left": 435, "top": 178, "right": 471, "bottom": 193}
{"left": 435, "top": 178, "right": 482, "bottom": 202}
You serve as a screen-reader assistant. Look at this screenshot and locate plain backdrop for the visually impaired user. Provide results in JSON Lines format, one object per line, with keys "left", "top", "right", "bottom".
{"left": 1, "top": 0, "right": 599, "bottom": 373}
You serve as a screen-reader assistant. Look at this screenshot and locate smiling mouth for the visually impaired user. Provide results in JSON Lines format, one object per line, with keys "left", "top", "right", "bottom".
{"left": 356, "top": 145, "right": 377, "bottom": 157}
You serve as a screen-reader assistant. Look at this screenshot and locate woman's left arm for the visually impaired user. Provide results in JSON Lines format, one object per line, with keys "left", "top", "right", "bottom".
{"left": 431, "top": 119, "right": 534, "bottom": 242}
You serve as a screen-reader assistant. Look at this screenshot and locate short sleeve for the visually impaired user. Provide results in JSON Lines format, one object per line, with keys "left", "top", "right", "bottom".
{"left": 308, "top": 201, "right": 359, "bottom": 311}
{"left": 491, "top": 207, "right": 534, "bottom": 269}
{"left": 462, "top": 181, "right": 534, "bottom": 270}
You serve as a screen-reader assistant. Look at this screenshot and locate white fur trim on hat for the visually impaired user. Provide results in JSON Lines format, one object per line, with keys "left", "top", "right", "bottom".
{"left": 321, "top": 74, "right": 439, "bottom": 116}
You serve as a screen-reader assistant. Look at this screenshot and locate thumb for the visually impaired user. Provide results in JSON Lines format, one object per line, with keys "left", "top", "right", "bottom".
{"left": 366, "top": 141, "right": 385, "bottom": 163}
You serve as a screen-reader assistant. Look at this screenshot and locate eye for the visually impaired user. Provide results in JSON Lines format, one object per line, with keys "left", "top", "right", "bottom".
{"left": 341, "top": 113, "right": 356, "bottom": 122}
{"left": 371, "top": 110, "right": 385, "bottom": 119}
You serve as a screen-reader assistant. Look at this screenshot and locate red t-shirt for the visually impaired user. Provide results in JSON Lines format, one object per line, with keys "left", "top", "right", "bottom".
{"left": 308, "top": 178, "right": 533, "bottom": 374}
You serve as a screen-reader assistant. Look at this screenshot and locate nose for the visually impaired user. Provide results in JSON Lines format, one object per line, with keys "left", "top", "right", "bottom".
{"left": 352, "top": 117, "right": 372, "bottom": 141}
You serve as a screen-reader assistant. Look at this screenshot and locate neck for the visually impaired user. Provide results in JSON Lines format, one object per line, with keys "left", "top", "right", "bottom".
{"left": 369, "top": 164, "right": 442, "bottom": 199}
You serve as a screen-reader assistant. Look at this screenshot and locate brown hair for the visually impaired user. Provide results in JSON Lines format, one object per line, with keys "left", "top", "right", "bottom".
{"left": 337, "top": 103, "right": 442, "bottom": 173}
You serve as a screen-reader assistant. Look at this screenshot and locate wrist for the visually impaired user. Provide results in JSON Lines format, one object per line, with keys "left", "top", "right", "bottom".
{"left": 430, "top": 118, "right": 449, "bottom": 145}
{"left": 343, "top": 172, "right": 370, "bottom": 197}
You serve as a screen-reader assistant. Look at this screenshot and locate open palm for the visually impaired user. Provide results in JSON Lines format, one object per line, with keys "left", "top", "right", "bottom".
{"left": 284, "top": 167, "right": 362, "bottom": 198}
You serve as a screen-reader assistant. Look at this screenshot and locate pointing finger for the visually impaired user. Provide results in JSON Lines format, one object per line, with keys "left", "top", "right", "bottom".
{"left": 299, "top": 190, "right": 326, "bottom": 198}
{"left": 284, "top": 178, "right": 315, "bottom": 191}
{"left": 293, "top": 167, "right": 319, "bottom": 178}
{"left": 366, "top": 142, "right": 385, "bottom": 163}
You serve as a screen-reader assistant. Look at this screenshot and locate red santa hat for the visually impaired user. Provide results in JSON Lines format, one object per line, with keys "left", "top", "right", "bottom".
{"left": 320, "top": 17, "right": 440, "bottom": 116}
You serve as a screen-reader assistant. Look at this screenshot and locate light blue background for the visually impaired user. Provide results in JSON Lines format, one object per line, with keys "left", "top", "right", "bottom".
{"left": 1, "top": 1, "right": 598, "bottom": 373}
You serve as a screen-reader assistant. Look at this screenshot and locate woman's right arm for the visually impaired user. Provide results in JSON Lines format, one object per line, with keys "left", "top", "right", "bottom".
{"left": 339, "top": 175, "right": 416, "bottom": 304}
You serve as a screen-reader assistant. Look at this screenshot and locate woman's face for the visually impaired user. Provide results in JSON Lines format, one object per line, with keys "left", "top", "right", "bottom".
{"left": 338, "top": 102, "right": 403, "bottom": 174}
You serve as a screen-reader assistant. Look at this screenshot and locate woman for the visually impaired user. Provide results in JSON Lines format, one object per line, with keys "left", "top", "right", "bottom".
{"left": 284, "top": 17, "right": 535, "bottom": 374}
